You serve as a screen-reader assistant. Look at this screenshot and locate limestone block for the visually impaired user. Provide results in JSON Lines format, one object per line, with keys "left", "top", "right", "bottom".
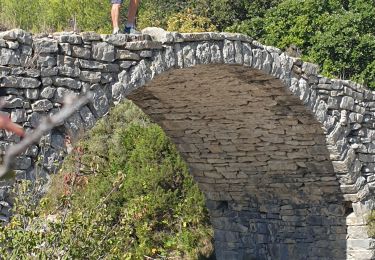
{"left": 37, "top": 54, "right": 57, "bottom": 67}
{"left": 182, "top": 43, "right": 197, "bottom": 68}
{"left": 104, "top": 34, "right": 129, "bottom": 46}
{"left": 2, "top": 96, "right": 23, "bottom": 108}
{"left": 90, "top": 85, "right": 110, "bottom": 117}
{"left": 0, "top": 29, "right": 32, "bottom": 45}
{"left": 64, "top": 112, "right": 85, "bottom": 141}
{"left": 115, "top": 50, "right": 140, "bottom": 61}
{"left": 92, "top": 42, "right": 115, "bottom": 62}
{"left": 54, "top": 77, "right": 81, "bottom": 89}
{"left": 0, "top": 39, "right": 6, "bottom": 47}
{"left": 234, "top": 41, "right": 243, "bottom": 65}
{"left": 27, "top": 112, "right": 43, "bottom": 128}
{"left": 181, "top": 32, "right": 213, "bottom": 42}
{"left": 58, "top": 43, "right": 71, "bottom": 55}
{"left": 101, "top": 73, "right": 113, "bottom": 84}
{"left": 0, "top": 65, "right": 11, "bottom": 76}
{"left": 341, "top": 96, "right": 355, "bottom": 110}
{"left": 5, "top": 40, "right": 18, "bottom": 50}
{"left": 223, "top": 40, "right": 235, "bottom": 64}
{"left": 13, "top": 156, "right": 32, "bottom": 170}
{"left": 196, "top": 42, "right": 211, "bottom": 64}
{"left": 80, "top": 71, "right": 101, "bottom": 83}
{"left": 58, "top": 65, "right": 80, "bottom": 78}
{"left": 80, "top": 106, "right": 96, "bottom": 129}
{"left": 220, "top": 32, "right": 252, "bottom": 42}
{"left": 2, "top": 76, "right": 40, "bottom": 89}
{"left": 0, "top": 48, "right": 20, "bottom": 66}
{"left": 103, "top": 63, "right": 120, "bottom": 73}
{"left": 164, "top": 46, "right": 176, "bottom": 69}
{"left": 79, "top": 59, "right": 105, "bottom": 70}
{"left": 140, "top": 50, "right": 153, "bottom": 58}
{"left": 128, "top": 60, "right": 152, "bottom": 91}
{"left": 72, "top": 46, "right": 91, "bottom": 59}
{"left": 80, "top": 31, "right": 101, "bottom": 42}
{"left": 124, "top": 40, "right": 162, "bottom": 51}
{"left": 141, "top": 27, "right": 175, "bottom": 43}
{"left": 210, "top": 42, "right": 223, "bottom": 64}
{"left": 119, "top": 61, "right": 136, "bottom": 69}
{"left": 252, "top": 49, "right": 272, "bottom": 73}
{"left": 24, "top": 145, "right": 39, "bottom": 157}
{"left": 58, "top": 34, "right": 83, "bottom": 45}
{"left": 10, "top": 109, "right": 26, "bottom": 123}
{"left": 32, "top": 99, "right": 53, "bottom": 112}
{"left": 33, "top": 39, "right": 58, "bottom": 53}
{"left": 41, "top": 77, "right": 53, "bottom": 86}
{"left": 41, "top": 67, "right": 58, "bottom": 77}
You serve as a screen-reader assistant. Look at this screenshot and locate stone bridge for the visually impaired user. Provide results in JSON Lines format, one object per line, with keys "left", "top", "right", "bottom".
{"left": 0, "top": 27, "right": 375, "bottom": 259}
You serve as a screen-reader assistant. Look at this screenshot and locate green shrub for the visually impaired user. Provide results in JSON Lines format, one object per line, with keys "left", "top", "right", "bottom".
{"left": 167, "top": 9, "right": 217, "bottom": 33}
{"left": 0, "top": 101, "right": 214, "bottom": 259}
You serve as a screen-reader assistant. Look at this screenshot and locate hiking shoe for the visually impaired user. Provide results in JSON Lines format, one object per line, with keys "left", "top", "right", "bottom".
{"left": 124, "top": 26, "right": 141, "bottom": 34}
{"left": 112, "top": 27, "right": 120, "bottom": 35}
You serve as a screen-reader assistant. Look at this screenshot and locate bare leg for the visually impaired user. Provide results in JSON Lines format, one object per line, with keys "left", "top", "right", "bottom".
{"left": 111, "top": 4, "right": 121, "bottom": 32}
{"left": 126, "top": 0, "right": 140, "bottom": 27}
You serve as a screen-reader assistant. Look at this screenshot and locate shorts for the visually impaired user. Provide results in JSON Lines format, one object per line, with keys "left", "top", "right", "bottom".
{"left": 111, "top": 0, "right": 123, "bottom": 4}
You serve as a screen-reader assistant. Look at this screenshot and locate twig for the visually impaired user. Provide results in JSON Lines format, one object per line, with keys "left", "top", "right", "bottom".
{"left": 0, "top": 92, "right": 94, "bottom": 178}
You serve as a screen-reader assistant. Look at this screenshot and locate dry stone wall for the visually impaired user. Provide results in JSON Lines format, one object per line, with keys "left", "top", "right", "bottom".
{"left": 0, "top": 27, "right": 375, "bottom": 259}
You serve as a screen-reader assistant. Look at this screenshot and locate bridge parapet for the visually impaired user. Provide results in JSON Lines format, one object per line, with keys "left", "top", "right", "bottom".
{"left": 1, "top": 27, "right": 375, "bottom": 259}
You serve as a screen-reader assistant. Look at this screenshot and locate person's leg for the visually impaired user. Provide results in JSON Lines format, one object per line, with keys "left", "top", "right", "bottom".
{"left": 124, "top": 0, "right": 140, "bottom": 33}
{"left": 111, "top": 0, "right": 123, "bottom": 34}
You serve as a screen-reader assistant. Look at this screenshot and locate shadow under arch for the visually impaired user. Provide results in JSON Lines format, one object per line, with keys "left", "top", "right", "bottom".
{"left": 127, "top": 64, "right": 348, "bottom": 260}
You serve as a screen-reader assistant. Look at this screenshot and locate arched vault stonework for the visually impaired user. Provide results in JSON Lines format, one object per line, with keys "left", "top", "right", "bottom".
{"left": 0, "top": 27, "right": 374, "bottom": 259}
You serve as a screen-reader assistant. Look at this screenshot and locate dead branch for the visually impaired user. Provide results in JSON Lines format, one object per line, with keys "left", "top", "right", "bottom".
{"left": 0, "top": 92, "right": 94, "bottom": 179}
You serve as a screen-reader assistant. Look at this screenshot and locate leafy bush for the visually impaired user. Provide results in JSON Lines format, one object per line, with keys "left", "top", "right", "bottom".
{"left": 0, "top": 101, "right": 214, "bottom": 259}
{"left": 167, "top": 9, "right": 217, "bottom": 33}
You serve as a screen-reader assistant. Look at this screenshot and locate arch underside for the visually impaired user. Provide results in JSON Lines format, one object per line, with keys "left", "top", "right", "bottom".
{"left": 128, "top": 64, "right": 347, "bottom": 260}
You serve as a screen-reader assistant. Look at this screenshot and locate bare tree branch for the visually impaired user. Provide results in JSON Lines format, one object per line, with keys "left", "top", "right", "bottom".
{"left": 0, "top": 92, "right": 94, "bottom": 179}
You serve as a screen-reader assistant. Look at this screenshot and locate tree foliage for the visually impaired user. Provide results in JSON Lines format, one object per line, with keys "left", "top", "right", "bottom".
{"left": 167, "top": 9, "right": 217, "bottom": 33}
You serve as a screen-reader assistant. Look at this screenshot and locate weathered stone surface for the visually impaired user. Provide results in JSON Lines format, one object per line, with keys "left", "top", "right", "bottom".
{"left": 31, "top": 99, "right": 53, "bottom": 112}
{"left": 116, "top": 50, "right": 140, "bottom": 61}
{"left": 2, "top": 96, "right": 23, "bottom": 108}
{"left": 124, "top": 40, "right": 163, "bottom": 51}
{"left": 33, "top": 39, "right": 58, "bottom": 53}
{"left": 0, "top": 28, "right": 374, "bottom": 260}
{"left": 92, "top": 42, "right": 115, "bottom": 62}
{"left": 25, "top": 89, "right": 39, "bottom": 100}
{"left": 58, "top": 34, "right": 82, "bottom": 45}
{"left": 80, "top": 31, "right": 101, "bottom": 42}
{"left": 54, "top": 77, "right": 81, "bottom": 89}
{"left": 72, "top": 46, "right": 91, "bottom": 59}
{"left": 0, "top": 48, "right": 20, "bottom": 65}
{"left": 10, "top": 109, "right": 26, "bottom": 123}
{"left": 2, "top": 76, "right": 40, "bottom": 88}
{"left": 79, "top": 71, "right": 101, "bottom": 83}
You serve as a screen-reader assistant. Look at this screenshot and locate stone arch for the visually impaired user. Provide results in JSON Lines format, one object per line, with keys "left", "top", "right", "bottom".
{"left": 0, "top": 28, "right": 374, "bottom": 259}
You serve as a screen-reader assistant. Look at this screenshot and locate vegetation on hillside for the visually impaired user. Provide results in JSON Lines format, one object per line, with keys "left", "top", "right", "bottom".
{"left": 0, "top": 102, "right": 214, "bottom": 259}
